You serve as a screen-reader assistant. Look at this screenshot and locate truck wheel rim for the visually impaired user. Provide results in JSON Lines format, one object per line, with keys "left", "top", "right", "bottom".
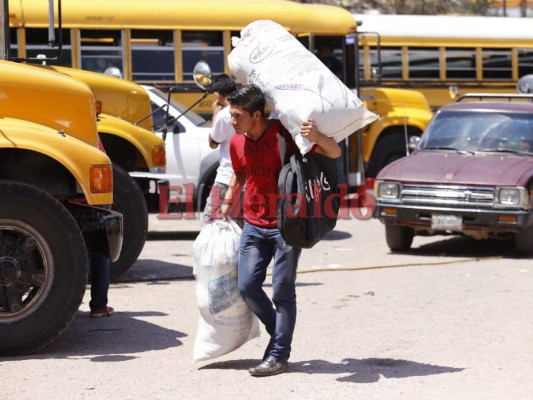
{"left": 0, "top": 219, "right": 54, "bottom": 323}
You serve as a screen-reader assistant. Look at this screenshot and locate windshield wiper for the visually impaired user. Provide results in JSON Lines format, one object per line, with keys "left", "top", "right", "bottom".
{"left": 423, "top": 146, "right": 474, "bottom": 155}
{"left": 484, "top": 148, "right": 531, "bottom": 155}
{"left": 424, "top": 146, "right": 459, "bottom": 151}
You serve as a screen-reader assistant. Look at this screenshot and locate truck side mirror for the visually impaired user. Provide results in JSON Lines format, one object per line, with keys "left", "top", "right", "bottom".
{"left": 408, "top": 136, "right": 421, "bottom": 151}
{"left": 193, "top": 61, "right": 213, "bottom": 92}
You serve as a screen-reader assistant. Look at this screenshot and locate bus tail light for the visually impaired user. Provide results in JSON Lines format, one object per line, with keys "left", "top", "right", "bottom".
{"left": 152, "top": 145, "right": 166, "bottom": 167}
{"left": 90, "top": 164, "right": 113, "bottom": 193}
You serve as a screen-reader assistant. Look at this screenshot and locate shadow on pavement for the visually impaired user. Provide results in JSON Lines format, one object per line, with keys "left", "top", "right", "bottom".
{"left": 407, "top": 236, "right": 531, "bottom": 259}
{"left": 22, "top": 311, "right": 186, "bottom": 361}
{"left": 199, "top": 358, "right": 259, "bottom": 371}
{"left": 115, "top": 259, "right": 194, "bottom": 283}
{"left": 293, "top": 358, "right": 464, "bottom": 383}
{"left": 322, "top": 230, "right": 352, "bottom": 241}
{"left": 147, "top": 231, "right": 199, "bottom": 241}
{"left": 200, "top": 357, "right": 464, "bottom": 382}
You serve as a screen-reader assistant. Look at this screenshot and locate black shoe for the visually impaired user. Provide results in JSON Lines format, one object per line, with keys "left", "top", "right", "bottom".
{"left": 262, "top": 338, "right": 274, "bottom": 361}
{"left": 249, "top": 356, "right": 288, "bottom": 377}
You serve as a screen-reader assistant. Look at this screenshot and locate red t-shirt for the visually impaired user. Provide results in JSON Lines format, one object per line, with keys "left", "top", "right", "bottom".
{"left": 230, "top": 120, "right": 297, "bottom": 228}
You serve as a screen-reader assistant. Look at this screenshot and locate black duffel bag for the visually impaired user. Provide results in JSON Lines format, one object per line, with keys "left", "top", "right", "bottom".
{"left": 277, "top": 132, "right": 339, "bottom": 249}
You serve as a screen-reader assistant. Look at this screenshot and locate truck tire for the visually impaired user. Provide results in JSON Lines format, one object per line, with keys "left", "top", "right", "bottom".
{"left": 110, "top": 165, "right": 148, "bottom": 280}
{"left": 514, "top": 224, "right": 533, "bottom": 255}
{"left": 0, "top": 182, "right": 87, "bottom": 356}
{"left": 385, "top": 225, "right": 414, "bottom": 252}
{"left": 197, "top": 168, "right": 217, "bottom": 212}
{"left": 366, "top": 133, "right": 408, "bottom": 178}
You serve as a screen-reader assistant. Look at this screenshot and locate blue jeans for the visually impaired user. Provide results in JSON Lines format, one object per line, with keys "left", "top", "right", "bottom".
{"left": 89, "top": 254, "right": 110, "bottom": 310}
{"left": 238, "top": 222, "right": 301, "bottom": 361}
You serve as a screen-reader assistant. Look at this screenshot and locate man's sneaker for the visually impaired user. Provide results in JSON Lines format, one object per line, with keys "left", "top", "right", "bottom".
{"left": 249, "top": 356, "right": 288, "bottom": 377}
{"left": 90, "top": 306, "right": 114, "bottom": 318}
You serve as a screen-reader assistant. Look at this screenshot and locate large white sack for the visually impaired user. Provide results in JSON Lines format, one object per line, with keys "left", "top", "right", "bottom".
{"left": 192, "top": 219, "right": 260, "bottom": 362}
{"left": 228, "top": 20, "right": 379, "bottom": 154}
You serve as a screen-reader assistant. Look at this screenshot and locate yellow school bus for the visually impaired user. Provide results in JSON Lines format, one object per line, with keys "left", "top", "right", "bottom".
{"left": 0, "top": 59, "right": 123, "bottom": 356}
{"left": 353, "top": 13, "right": 533, "bottom": 110}
{"left": 8, "top": 0, "right": 432, "bottom": 184}
{"left": 44, "top": 66, "right": 166, "bottom": 278}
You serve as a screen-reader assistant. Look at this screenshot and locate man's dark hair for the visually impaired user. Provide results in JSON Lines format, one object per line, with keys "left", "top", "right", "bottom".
{"left": 212, "top": 74, "right": 237, "bottom": 97}
{"left": 227, "top": 84, "right": 265, "bottom": 116}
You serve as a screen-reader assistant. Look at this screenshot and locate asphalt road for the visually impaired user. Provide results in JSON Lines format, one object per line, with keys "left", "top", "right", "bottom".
{"left": 1, "top": 212, "right": 532, "bottom": 400}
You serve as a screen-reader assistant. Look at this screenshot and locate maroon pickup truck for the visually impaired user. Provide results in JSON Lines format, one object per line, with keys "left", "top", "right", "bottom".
{"left": 373, "top": 94, "right": 533, "bottom": 255}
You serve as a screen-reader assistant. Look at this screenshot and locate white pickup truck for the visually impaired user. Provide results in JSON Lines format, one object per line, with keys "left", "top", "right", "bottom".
{"left": 130, "top": 85, "right": 219, "bottom": 212}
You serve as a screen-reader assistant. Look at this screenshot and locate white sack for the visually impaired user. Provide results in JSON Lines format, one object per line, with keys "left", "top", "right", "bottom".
{"left": 228, "top": 20, "right": 379, "bottom": 154}
{"left": 192, "top": 219, "right": 260, "bottom": 362}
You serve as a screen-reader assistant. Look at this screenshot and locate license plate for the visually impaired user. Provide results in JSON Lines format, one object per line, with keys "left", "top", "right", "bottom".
{"left": 431, "top": 214, "right": 463, "bottom": 231}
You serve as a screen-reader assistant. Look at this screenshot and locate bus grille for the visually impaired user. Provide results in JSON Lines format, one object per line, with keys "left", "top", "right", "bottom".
{"left": 401, "top": 184, "right": 494, "bottom": 208}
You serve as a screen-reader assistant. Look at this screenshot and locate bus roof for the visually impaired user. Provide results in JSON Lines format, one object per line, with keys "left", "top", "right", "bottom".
{"left": 353, "top": 13, "right": 533, "bottom": 46}
{"left": 10, "top": 0, "right": 356, "bottom": 35}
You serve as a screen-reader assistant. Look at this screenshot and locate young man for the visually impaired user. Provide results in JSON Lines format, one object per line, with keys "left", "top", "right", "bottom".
{"left": 202, "top": 74, "right": 238, "bottom": 224}
{"left": 220, "top": 85, "right": 341, "bottom": 377}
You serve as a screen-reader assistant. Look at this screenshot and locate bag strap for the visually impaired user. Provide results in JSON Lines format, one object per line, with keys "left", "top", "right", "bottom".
{"left": 277, "top": 120, "right": 294, "bottom": 168}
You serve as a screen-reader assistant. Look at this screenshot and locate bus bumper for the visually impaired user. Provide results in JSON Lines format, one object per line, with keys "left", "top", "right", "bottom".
{"left": 66, "top": 202, "right": 124, "bottom": 262}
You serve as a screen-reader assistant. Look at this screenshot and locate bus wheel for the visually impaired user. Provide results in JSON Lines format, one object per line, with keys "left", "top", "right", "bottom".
{"left": 110, "top": 165, "right": 148, "bottom": 280}
{"left": 385, "top": 225, "right": 414, "bottom": 252}
{"left": 366, "top": 133, "right": 409, "bottom": 178}
{"left": 0, "top": 182, "right": 87, "bottom": 356}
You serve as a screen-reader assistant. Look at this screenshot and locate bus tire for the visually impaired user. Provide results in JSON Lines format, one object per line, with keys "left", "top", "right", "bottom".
{"left": 385, "top": 225, "right": 414, "bottom": 252}
{"left": 110, "top": 165, "right": 148, "bottom": 280}
{"left": 0, "top": 182, "right": 87, "bottom": 356}
{"left": 366, "top": 133, "right": 408, "bottom": 178}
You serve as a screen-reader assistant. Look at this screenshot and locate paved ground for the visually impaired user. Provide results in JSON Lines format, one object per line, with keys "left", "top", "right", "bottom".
{"left": 1, "top": 213, "right": 532, "bottom": 399}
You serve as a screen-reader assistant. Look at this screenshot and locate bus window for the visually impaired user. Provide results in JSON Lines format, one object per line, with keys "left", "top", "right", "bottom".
{"left": 132, "top": 30, "right": 175, "bottom": 81}
{"left": 446, "top": 48, "right": 476, "bottom": 80}
{"left": 482, "top": 48, "right": 512, "bottom": 80}
{"left": 181, "top": 31, "right": 224, "bottom": 81}
{"left": 379, "top": 47, "right": 402, "bottom": 80}
{"left": 408, "top": 47, "right": 440, "bottom": 79}
{"left": 24, "top": 28, "right": 72, "bottom": 66}
{"left": 80, "top": 29, "right": 123, "bottom": 75}
{"left": 297, "top": 36, "right": 310, "bottom": 49}
{"left": 518, "top": 49, "right": 533, "bottom": 77}
{"left": 313, "top": 36, "right": 345, "bottom": 81}
{"left": 230, "top": 30, "right": 242, "bottom": 52}
{"left": 9, "top": 28, "right": 18, "bottom": 59}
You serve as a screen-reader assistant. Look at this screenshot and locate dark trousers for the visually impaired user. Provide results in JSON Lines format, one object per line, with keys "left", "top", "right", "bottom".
{"left": 89, "top": 254, "right": 110, "bottom": 310}
{"left": 237, "top": 222, "right": 301, "bottom": 361}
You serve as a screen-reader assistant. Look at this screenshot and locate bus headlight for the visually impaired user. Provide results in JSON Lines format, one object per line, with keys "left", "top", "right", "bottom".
{"left": 376, "top": 181, "right": 400, "bottom": 199}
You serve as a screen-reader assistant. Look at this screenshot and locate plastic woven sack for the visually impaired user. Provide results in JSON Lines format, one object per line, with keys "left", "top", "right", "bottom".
{"left": 228, "top": 20, "right": 378, "bottom": 154}
{"left": 192, "top": 219, "right": 260, "bottom": 362}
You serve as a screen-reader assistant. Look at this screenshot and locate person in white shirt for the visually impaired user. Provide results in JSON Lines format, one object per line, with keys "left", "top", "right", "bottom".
{"left": 202, "top": 74, "right": 242, "bottom": 225}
